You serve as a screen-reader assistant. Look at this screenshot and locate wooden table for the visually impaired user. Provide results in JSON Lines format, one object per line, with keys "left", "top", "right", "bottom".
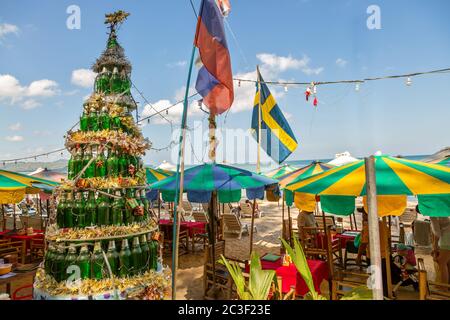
{"left": 0, "top": 269, "right": 37, "bottom": 298}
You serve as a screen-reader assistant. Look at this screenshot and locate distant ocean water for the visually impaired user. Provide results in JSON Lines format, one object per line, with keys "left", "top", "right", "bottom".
{"left": 223, "top": 154, "right": 430, "bottom": 173}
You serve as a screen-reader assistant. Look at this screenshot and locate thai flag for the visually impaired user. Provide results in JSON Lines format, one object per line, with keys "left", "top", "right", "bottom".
{"left": 194, "top": 0, "right": 234, "bottom": 115}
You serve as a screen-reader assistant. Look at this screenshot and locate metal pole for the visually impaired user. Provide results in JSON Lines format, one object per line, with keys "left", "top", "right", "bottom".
{"left": 171, "top": 43, "right": 197, "bottom": 300}
{"left": 364, "top": 156, "right": 384, "bottom": 300}
{"left": 249, "top": 199, "right": 257, "bottom": 256}
{"left": 256, "top": 66, "right": 262, "bottom": 174}
{"left": 281, "top": 193, "right": 285, "bottom": 240}
{"left": 13, "top": 204, "right": 16, "bottom": 230}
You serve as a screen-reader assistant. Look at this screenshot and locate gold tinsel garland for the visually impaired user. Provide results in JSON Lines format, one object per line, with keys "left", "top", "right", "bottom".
{"left": 46, "top": 221, "right": 157, "bottom": 242}
{"left": 34, "top": 267, "right": 171, "bottom": 299}
{"left": 65, "top": 129, "right": 150, "bottom": 156}
{"left": 59, "top": 172, "right": 146, "bottom": 190}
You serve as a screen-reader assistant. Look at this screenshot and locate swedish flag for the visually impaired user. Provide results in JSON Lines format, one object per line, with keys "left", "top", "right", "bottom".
{"left": 251, "top": 69, "right": 298, "bottom": 163}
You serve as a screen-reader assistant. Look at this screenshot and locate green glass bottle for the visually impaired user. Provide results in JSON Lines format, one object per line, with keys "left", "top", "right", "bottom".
{"left": 80, "top": 104, "right": 89, "bottom": 132}
{"left": 118, "top": 151, "right": 129, "bottom": 177}
{"left": 91, "top": 242, "right": 105, "bottom": 280}
{"left": 82, "top": 146, "right": 95, "bottom": 178}
{"left": 119, "top": 238, "right": 132, "bottom": 277}
{"left": 73, "top": 192, "right": 86, "bottom": 228}
{"left": 72, "top": 147, "right": 83, "bottom": 179}
{"left": 140, "top": 189, "right": 149, "bottom": 221}
{"left": 85, "top": 191, "right": 97, "bottom": 226}
{"left": 56, "top": 192, "right": 66, "bottom": 228}
{"left": 106, "top": 240, "right": 120, "bottom": 277}
{"left": 44, "top": 244, "right": 55, "bottom": 277}
{"left": 67, "top": 151, "right": 75, "bottom": 180}
{"left": 64, "top": 192, "right": 74, "bottom": 228}
{"left": 111, "top": 67, "right": 122, "bottom": 94}
{"left": 148, "top": 236, "right": 159, "bottom": 271}
{"left": 77, "top": 245, "right": 91, "bottom": 280}
{"left": 139, "top": 234, "right": 150, "bottom": 273}
{"left": 130, "top": 237, "right": 142, "bottom": 276}
{"left": 123, "top": 188, "right": 133, "bottom": 225}
{"left": 111, "top": 191, "right": 124, "bottom": 226}
{"left": 106, "top": 148, "right": 119, "bottom": 177}
{"left": 99, "top": 106, "right": 111, "bottom": 130}
{"left": 88, "top": 108, "right": 99, "bottom": 132}
{"left": 134, "top": 189, "right": 144, "bottom": 223}
{"left": 97, "top": 190, "right": 110, "bottom": 226}
{"left": 121, "top": 72, "right": 131, "bottom": 95}
{"left": 95, "top": 148, "right": 107, "bottom": 178}
{"left": 54, "top": 245, "right": 66, "bottom": 282}
{"left": 64, "top": 245, "right": 78, "bottom": 280}
{"left": 96, "top": 67, "right": 110, "bottom": 94}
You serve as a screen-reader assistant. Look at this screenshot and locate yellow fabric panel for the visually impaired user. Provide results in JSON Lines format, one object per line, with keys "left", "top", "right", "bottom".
{"left": 321, "top": 165, "right": 366, "bottom": 196}
{"left": 363, "top": 195, "right": 407, "bottom": 217}
{"left": 151, "top": 170, "right": 166, "bottom": 181}
{"left": 0, "top": 170, "right": 36, "bottom": 185}
{"left": 286, "top": 161, "right": 360, "bottom": 191}
{"left": 294, "top": 192, "right": 316, "bottom": 212}
{"left": 384, "top": 158, "right": 450, "bottom": 194}
{"left": 260, "top": 95, "right": 298, "bottom": 152}
{"left": 0, "top": 189, "right": 26, "bottom": 204}
{"left": 311, "top": 166, "right": 323, "bottom": 176}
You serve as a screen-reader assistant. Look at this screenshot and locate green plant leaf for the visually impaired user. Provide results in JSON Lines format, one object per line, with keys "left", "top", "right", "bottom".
{"left": 340, "top": 286, "right": 373, "bottom": 300}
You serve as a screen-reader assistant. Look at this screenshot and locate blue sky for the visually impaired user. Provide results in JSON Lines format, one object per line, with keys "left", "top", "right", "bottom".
{"left": 0, "top": 0, "right": 449, "bottom": 166}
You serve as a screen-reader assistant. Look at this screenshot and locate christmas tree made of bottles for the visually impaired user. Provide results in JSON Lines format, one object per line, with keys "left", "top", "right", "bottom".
{"left": 33, "top": 11, "right": 171, "bottom": 300}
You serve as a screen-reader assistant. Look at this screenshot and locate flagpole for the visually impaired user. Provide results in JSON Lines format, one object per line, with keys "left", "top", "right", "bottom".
{"left": 256, "top": 65, "right": 262, "bottom": 174}
{"left": 171, "top": 43, "right": 197, "bottom": 301}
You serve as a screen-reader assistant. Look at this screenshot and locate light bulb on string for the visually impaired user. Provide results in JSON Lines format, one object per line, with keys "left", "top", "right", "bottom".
{"left": 238, "top": 80, "right": 241, "bottom": 87}
{"left": 284, "top": 85, "right": 288, "bottom": 92}
{"left": 355, "top": 83, "right": 360, "bottom": 91}
{"left": 165, "top": 109, "right": 169, "bottom": 115}
{"left": 147, "top": 118, "right": 150, "bottom": 124}
{"left": 313, "top": 84, "right": 317, "bottom": 95}
{"left": 406, "top": 77, "right": 412, "bottom": 86}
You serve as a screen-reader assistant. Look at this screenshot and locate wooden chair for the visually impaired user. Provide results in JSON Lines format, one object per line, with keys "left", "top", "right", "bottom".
{"left": 30, "top": 238, "right": 45, "bottom": 262}
{"left": 0, "top": 240, "right": 26, "bottom": 264}
{"left": 331, "top": 269, "right": 370, "bottom": 300}
{"left": 159, "top": 224, "right": 189, "bottom": 256}
{"left": 222, "top": 214, "right": 255, "bottom": 239}
{"left": 239, "top": 202, "right": 263, "bottom": 218}
{"left": 203, "top": 240, "right": 246, "bottom": 300}
{"left": 418, "top": 258, "right": 450, "bottom": 300}
{"left": 182, "top": 201, "right": 194, "bottom": 217}
{"left": 193, "top": 211, "right": 209, "bottom": 224}
{"left": 315, "top": 215, "right": 335, "bottom": 230}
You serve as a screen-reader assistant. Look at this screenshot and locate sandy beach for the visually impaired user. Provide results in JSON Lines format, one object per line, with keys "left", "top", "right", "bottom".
{"left": 167, "top": 199, "right": 436, "bottom": 300}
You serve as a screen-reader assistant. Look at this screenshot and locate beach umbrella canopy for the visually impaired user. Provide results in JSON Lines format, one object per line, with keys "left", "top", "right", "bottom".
{"left": 437, "top": 158, "right": 450, "bottom": 167}
{"left": 328, "top": 151, "right": 359, "bottom": 166}
{"left": 29, "top": 168, "right": 66, "bottom": 183}
{"left": 156, "top": 160, "right": 176, "bottom": 171}
{"left": 278, "top": 161, "right": 334, "bottom": 188}
{"left": 145, "top": 167, "right": 174, "bottom": 184}
{"left": 264, "top": 164, "right": 298, "bottom": 180}
{"left": 285, "top": 155, "right": 450, "bottom": 217}
{"left": 150, "top": 163, "right": 278, "bottom": 203}
{"left": 0, "top": 169, "right": 59, "bottom": 204}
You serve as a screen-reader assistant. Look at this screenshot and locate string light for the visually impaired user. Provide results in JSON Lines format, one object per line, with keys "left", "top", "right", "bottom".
{"left": 312, "top": 84, "right": 317, "bottom": 94}
{"left": 355, "top": 83, "right": 360, "bottom": 91}
{"left": 406, "top": 77, "right": 412, "bottom": 86}
{"left": 284, "top": 85, "right": 288, "bottom": 92}
{"left": 238, "top": 80, "right": 241, "bottom": 87}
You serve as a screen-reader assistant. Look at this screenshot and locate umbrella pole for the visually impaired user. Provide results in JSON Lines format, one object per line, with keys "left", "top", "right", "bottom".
{"left": 249, "top": 199, "right": 256, "bottom": 256}
{"left": 287, "top": 205, "right": 292, "bottom": 246}
{"left": 158, "top": 191, "right": 161, "bottom": 221}
{"left": 281, "top": 194, "right": 285, "bottom": 240}
{"left": 1, "top": 204, "right": 5, "bottom": 231}
{"left": 13, "top": 203, "right": 16, "bottom": 231}
{"left": 364, "top": 156, "right": 384, "bottom": 300}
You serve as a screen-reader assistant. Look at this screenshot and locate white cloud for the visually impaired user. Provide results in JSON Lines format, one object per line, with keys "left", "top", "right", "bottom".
{"left": 71, "top": 69, "right": 97, "bottom": 88}
{"left": 26, "top": 79, "right": 58, "bottom": 97}
{"left": 5, "top": 135, "right": 24, "bottom": 142}
{"left": 166, "top": 60, "right": 187, "bottom": 68}
{"left": 8, "top": 122, "right": 21, "bottom": 131}
{"left": 0, "top": 23, "right": 19, "bottom": 39}
{"left": 0, "top": 74, "right": 59, "bottom": 108}
{"left": 256, "top": 53, "right": 323, "bottom": 75}
{"left": 336, "top": 58, "right": 348, "bottom": 68}
{"left": 22, "top": 99, "right": 41, "bottom": 110}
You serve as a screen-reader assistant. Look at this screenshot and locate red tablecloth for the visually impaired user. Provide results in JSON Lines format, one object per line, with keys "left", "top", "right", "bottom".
{"left": 246, "top": 254, "right": 329, "bottom": 296}
{"left": 0, "top": 230, "right": 44, "bottom": 251}
{"left": 334, "top": 232, "right": 359, "bottom": 248}
{"left": 159, "top": 220, "right": 206, "bottom": 238}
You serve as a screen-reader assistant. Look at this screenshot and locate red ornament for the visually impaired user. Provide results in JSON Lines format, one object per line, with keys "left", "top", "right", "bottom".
{"left": 305, "top": 87, "right": 311, "bottom": 101}
{"left": 313, "top": 97, "right": 318, "bottom": 107}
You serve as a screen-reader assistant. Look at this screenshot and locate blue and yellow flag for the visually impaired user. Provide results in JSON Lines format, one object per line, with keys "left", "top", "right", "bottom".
{"left": 251, "top": 70, "right": 298, "bottom": 163}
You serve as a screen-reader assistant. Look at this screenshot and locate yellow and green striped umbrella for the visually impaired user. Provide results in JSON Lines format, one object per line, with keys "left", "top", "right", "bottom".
{"left": 285, "top": 155, "right": 450, "bottom": 216}
{"left": 145, "top": 167, "right": 174, "bottom": 184}
{"left": 264, "top": 164, "right": 298, "bottom": 180}
{"left": 0, "top": 169, "right": 59, "bottom": 204}
{"left": 278, "top": 161, "right": 334, "bottom": 188}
